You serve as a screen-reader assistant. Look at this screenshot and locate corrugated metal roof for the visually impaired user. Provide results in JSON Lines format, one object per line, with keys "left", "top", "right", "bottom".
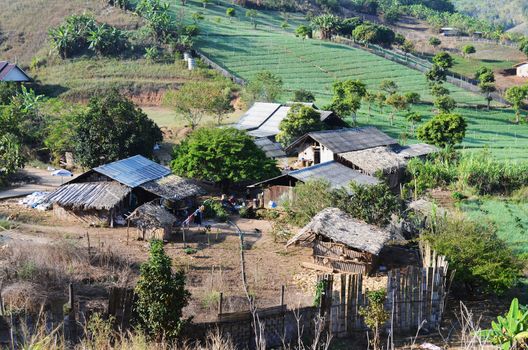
{"left": 289, "top": 161, "right": 379, "bottom": 188}
{"left": 288, "top": 127, "right": 398, "bottom": 154}
{"left": 94, "top": 155, "right": 170, "bottom": 188}
{"left": 236, "top": 102, "right": 281, "bottom": 130}
{"left": 257, "top": 106, "right": 290, "bottom": 134}
{"left": 45, "top": 182, "right": 131, "bottom": 210}
{"left": 247, "top": 129, "right": 278, "bottom": 138}
{"left": 254, "top": 137, "right": 286, "bottom": 158}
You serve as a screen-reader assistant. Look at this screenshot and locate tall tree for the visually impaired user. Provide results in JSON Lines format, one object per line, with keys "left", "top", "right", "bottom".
{"left": 385, "top": 93, "right": 408, "bottom": 126}
{"left": 461, "top": 44, "right": 476, "bottom": 58}
{"left": 362, "top": 91, "right": 376, "bottom": 118}
{"left": 476, "top": 69, "right": 496, "bottom": 110}
{"left": 504, "top": 86, "right": 527, "bottom": 124}
{"left": 74, "top": 90, "right": 162, "bottom": 168}
{"left": 310, "top": 14, "right": 341, "bottom": 40}
{"left": 276, "top": 104, "right": 323, "bottom": 146}
{"left": 135, "top": 240, "right": 190, "bottom": 341}
{"left": 171, "top": 127, "right": 280, "bottom": 191}
{"left": 379, "top": 80, "right": 398, "bottom": 95}
{"left": 327, "top": 79, "right": 366, "bottom": 125}
{"left": 245, "top": 70, "right": 283, "bottom": 103}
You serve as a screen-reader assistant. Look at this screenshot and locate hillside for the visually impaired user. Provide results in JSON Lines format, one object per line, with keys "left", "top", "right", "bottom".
{"left": 172, "top": 0, "right": 528, "bottom": 161}
{"left": 452, "top": 0, "right": 528, "bottom": 30}
{"left": 0, "top": 0, "right": 208, "bottom": 106}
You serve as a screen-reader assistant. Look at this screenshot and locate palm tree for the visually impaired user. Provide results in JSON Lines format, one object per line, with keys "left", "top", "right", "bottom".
{"left": 310, "top": 14, "right": 341, "bottom": 40}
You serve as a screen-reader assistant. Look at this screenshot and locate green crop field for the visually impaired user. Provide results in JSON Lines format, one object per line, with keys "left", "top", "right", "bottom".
{"left": 461, "top": 198, "right": 528, "bottom": 254}
{"left": 172, "top": 0, "right": 528, "bottom": 160}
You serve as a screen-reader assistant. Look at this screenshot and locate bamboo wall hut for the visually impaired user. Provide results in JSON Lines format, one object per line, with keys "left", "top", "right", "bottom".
{"left": 45, "top": 155, "right": 205, "bottom": 226}
{"left": 128, "top": 202, "right": 177, "bottom": 240}
{"left": 286, "top": 208, "right": 392, "bottom": 274}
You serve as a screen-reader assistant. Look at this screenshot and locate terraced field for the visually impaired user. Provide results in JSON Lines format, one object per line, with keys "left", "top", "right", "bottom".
{"left": 174, "top": 0, "right": 528, "bottom": 160}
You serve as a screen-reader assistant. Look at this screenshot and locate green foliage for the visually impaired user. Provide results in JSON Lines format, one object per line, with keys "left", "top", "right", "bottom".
{"left": 203, "top": 199, "right": 229, "bottom": 222}
{"left": 245, "top": 9, "right": 258, "bottom": 29}
{"left": 313, "top": 280, "right": 325, "bottom": 307}
{"left": 417, "top": 113, "right": 467, "bottom": 148}
{"left": 383, "top": 7, "right": 401, "bottom": 24}
{"left": 171, "top": 127, "right": 280, "bottom": 190}
{"left": 295, "top": 25, "right": 312, "bottom": 39}
{"left": 164, "top": 80, "right": 233, "bottom": 128}
{"left": 461, "top": 44, "right": 476, "bottom": 57}
{"left": 379, "top": 79, "right": 398, "bottom": 95}
{"left": 136, "top": 0, "right": 175, "bottom": 42}
{"left": 0, "top": 134, "right": 25, "bottom": 185}
{"left": 426, "top": 65, "right": 447, "bottom": 85}
{"left": 359, "top": 289, "right": 389, "bottom": 350}
{"left": 404, "top": 92, "right": 421, "bottom": 105}
{"left": 385, "top": 93, "right": 408, "bottom": 125}
{"left": 327, "top": 79, "right": 366, "bottom": 122}
{"left": 430, "top": 83, "right": 450, "bottom": 97}
{"left": 276, "top": 104, "right": 323, "bottom": 146}
{"left": 480, "top": 299, "right": 528, "bottom": 350}
{"left": 428, "top": 36, "right": 441, "bottom": 47}
{"left": 293, "top": 89, "right": 315, "bottom": 102}
{"left": 504, "top": 85, "right": 528, "bottom": 124}
{"left": 338, "top": 17, "right": 363, "bottom": 36}
{"left": 352, "top": 23, "right": 396, "bottom": 46}
{"left": 284, "top": 180, "right": 335, "bottom": 226}
{"left": 73, "top": 90, "right": 162, "bottom": 168}
{"left": 338, "top": 182, "right": 399, "bottom": 226}
{"left": 432, "top": 52, "right": 454, "bottom": 69}
{"left": 433, "top": 95, "right": 456, "bottom": 113}
{"left": 244, "top": 70, "right": 283, "bottom": 103}
{"left": 134, "top": 240, "right": 190, "bottom": 341}
{"left": 310, "top": 14, "right": 341, "bottom": 40}
{"left": 226, "top": 7, "right": 236, "bottom": 19}
{"left": 0, "top": 82, "right": 19, "bottom": 105}
{"left": 406, "top": 156, "right": 456, "bottom": 195}
{"left": 48, "top": 14, "right": 127, "bottom": 58}
{"left": 144, "top": 46, "right": 160, "bottom": 61}
{"left": 239, "top": 206, "right": 255, "bottom": 219}
{"left": 424, "top": 218, "right": 522, "bottom": 295}
{"left": 183, "top": 247, "right": 198, "bottom": 254}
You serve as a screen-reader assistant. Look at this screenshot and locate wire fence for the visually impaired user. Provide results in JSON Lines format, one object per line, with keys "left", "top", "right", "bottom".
{"left": 333, "top": 35, "right": 510, "bottom": 106}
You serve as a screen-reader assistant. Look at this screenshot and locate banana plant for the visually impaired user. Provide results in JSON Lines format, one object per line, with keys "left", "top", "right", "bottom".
{"left": 481, "top": 298, "right": 528, "bottom": 349}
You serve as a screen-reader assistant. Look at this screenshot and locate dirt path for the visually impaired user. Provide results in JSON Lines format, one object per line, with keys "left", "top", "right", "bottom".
{"left": 0, "top": 167, "right": 79, "bottom": 199}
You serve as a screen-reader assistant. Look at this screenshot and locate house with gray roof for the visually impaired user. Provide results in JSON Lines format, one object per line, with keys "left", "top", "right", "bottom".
{"left": 46, "top": 155, "right": 205, "bottom": 227}
{"left": 236, "top": 102, "right": 348, "bottom": 159}
{"left": 0, "top": 61, "right": 31, "bottom": 82}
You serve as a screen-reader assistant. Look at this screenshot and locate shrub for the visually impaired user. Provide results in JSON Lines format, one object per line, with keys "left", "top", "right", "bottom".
{"left": 336, "top": 183, "right": 399, "bottom": 226}
{"left": 203, "top": 199, "right": 229, "bottom": 222}
{"left": 480, "top": 298, "right": 528, "bottom": 349}
{"left": 239, "top": 206, "right": 255, "bottom": 219}
{"left": 134, "top": 240, "right": 190, "bottom": 341}
{"left": 406, "top": 156, "right": 456, "bottom": 195}
{"left": 284, "top": 180, "right": 335, "bottom": 226}
{"left": 359, "top": 290, "right": 389, "bottom": 350}
{"left": 423, "top": 217, "right": 522, "bottom": 295}
{"left": 416, "top": 113, "right": 467, "bottom": 148}
{"left": 276, "top": 104, "right": 323, "bottom": 146}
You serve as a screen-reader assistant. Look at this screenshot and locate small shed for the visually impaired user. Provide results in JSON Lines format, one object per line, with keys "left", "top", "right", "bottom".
{"left": 286, "top": 208, "right": 391, "bottom": 274}
{"left": 439, "top": 27, "right": 460, "bottom": 36}
{"left": 514, "top": 62, "right": 528, "bottom": 77}
{"left": 128, "top": 202, "right": 177, "bottom": 241}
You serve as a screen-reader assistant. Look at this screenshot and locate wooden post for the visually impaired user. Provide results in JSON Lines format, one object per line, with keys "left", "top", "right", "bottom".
{"left": 218, "top": 292, "right": 223, "bottom": 315}
{"left": 86, "top": 231, "right": 91, "bottom": 257}
{"left": 126, "top": 219, "right": 130, "bottom": 246}
{"left": 0, "top": 293, "right": 4, "bottom": 316}
{"left": 280, "top": 285, "right": 285, "bottom": 306}
{"left": 67, "top": 283, "right": 77, "bottom": 342}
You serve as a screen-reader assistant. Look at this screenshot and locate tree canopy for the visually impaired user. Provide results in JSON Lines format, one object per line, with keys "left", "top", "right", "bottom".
{"left": 171, "top": 127, "right": 280, "bottom": 190}
{"left": 276, "top": 104, "right": 323, "bottom": 146}
{"left": 245, "top": 70, "right": 283, "bottom": 103}
{"left": 326, "top": 79, "right": 366, "bottom": 123}
{"left": 417, "top": 113, "right": 467, "bottom": 148}
{"left": 73, "top": 90, "right": 162, "bottom": 168}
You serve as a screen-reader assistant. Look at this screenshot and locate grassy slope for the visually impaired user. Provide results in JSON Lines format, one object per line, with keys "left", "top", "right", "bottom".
{"left": 174, "top": 0, "right": 528, "bottom": 160}
{"left": 0, "top": 0, "right": 205, "bottom": 105}
{"left": 461, "top": 198, "right": 528, "bottom": 254}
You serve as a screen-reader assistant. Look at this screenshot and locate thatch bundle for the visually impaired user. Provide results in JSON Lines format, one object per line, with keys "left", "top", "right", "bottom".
{"left": 128, "top": 202, "right": 176, "bottom": 230}
{"left": 287, "top": 208, "right": 391, "bottom": 255}
{"left": 45, "top": 182, "right": 131, "bottom": 210}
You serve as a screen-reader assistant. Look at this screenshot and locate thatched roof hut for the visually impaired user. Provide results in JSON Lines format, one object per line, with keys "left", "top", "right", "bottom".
{"left": 128, "top": 202, "right": 177, "bottom": 240}
{"left": 45, "top": 182, "right": 131, "bottom": 211}
{"left": 338, "top": 146, "right": 406, "bottom": 176}
{"left": 287, "top": 208, "right": 392, "bottom": 274}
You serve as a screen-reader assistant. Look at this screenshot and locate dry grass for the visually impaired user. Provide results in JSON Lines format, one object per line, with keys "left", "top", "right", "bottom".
{"left": 0, "top": 239, "right": 134, "bottom": 312}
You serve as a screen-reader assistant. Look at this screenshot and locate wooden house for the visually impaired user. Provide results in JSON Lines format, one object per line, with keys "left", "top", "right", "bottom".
{"left": 248, "top": 161, "right": 379, "bottom": 208}
{"left": 286, "top": 208, "right": 392, "bottom": 274}
{"left": 45, "top": 155, "right": 205, "bottom": 226}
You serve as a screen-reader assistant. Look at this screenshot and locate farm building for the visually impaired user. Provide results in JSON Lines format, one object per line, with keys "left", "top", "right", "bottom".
{"left": 249, "top": 161, "right": 379, "bottom": 207}
{"left": 128, "top": 201, "right": 177, "bottom": 241}
{"left": 45, "top": 155, "right": 205, "bottom": 226}
{"left": 235, "top": 102, "right": 348, "bottom": 159}
{"left": 286, "top": 208, "right": 392, "bottom": 274}
{"left": 0, "top": 61, "right": 31, "bottom": 82}
{"left": 514, "top": 62, "right": 528, "bottom": 77}
{"left": 286, "top": 127, "right": 436, "bottom": 186}
{"left": 439, "top": 27, "right": 460, "bottom": 36}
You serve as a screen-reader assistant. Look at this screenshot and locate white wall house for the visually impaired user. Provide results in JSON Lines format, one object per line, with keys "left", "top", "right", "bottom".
{"left": 515, "top": 62, "right": 528, "bottom": 77}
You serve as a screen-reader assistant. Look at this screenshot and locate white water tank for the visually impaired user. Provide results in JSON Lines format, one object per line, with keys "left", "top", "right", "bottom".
{"left": 187, "top": 58, "right": 195, "bottom": 70}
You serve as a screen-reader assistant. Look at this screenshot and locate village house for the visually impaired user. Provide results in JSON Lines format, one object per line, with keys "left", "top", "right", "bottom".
{"left": 249, "top": 161, "right": 379, "bottom": 207}
{"left": 286, "top": 127, "right": 437, "bottom": 186}
{"left": 286, "top": 208, "right": 392, "bottom": 274}
{"left": 235, "top": 102, "right": 348, "bottom": 159}
{"left": 514, "top": 62, "right": 528, "bottom": 77}
{"left": 45, "top": 155, "right": 205, "bottom": 227}
{"left": 0, "top": 61, "right": 31, "bottom": 82}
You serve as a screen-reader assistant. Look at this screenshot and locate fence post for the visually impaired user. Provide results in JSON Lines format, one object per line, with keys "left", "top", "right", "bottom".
{"left": 218, "top": 292, "right": 223, "bottom": 315}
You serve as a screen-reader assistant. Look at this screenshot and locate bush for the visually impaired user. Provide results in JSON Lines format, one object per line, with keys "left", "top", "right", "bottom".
{"left": 284, "top": 180, "right": 335, "bottom": 226}
{"left": 203, "top": 199, "right": 229, "bottom": 222}
{"left": 423, "top": 217, "right": 522, "bottom": 295}
{"left": 134, "top": 240, "right": 190, "bottom": 341}
{"left": 239, "top": 206, "right": 255, "bottom": 219}
{"left": 416, "top": 113, "right": 467, "bottom": 148}
{"left": 406, "top": 156, "right": 456, "bottom": 195}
